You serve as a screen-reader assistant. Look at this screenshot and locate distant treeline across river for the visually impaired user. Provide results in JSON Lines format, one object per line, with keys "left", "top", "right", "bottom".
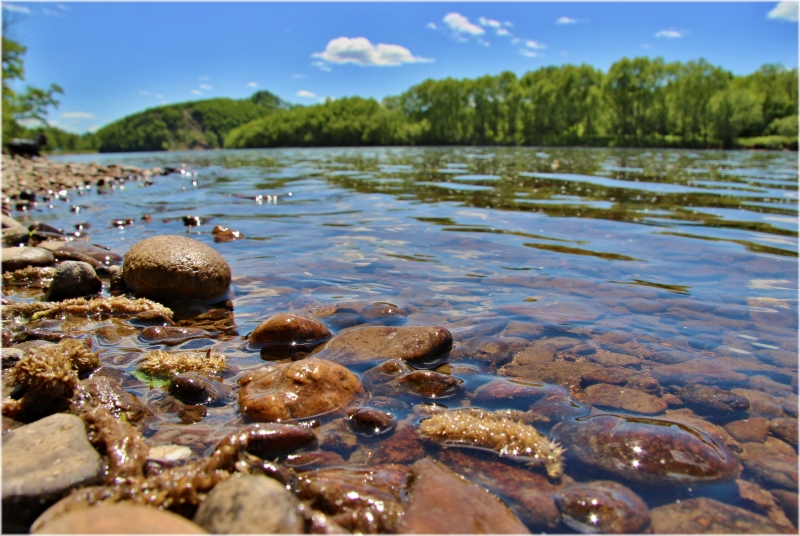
{"left": 33, "top": 57, "right": 800, "bottom": 153}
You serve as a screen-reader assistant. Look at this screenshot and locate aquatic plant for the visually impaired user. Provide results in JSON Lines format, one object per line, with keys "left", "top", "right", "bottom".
{"left": 136, "top": 349, "right": 227, "bottom": 378}
{"left": 2, "top": 296, "right": 173, "bottom": 321}
{"left": 2, "top": 338, "right": 99, "bottom": 421}
{"left": 1, "top": 266, "right": 55, "bottom": 288}
{"left": 418, "top": 408, "right": 565, "bottom": 478}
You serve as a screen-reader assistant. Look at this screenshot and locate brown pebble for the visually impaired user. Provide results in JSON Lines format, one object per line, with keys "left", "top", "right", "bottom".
{"left": 725, "top": 417, "right": 771, "bottom": 443}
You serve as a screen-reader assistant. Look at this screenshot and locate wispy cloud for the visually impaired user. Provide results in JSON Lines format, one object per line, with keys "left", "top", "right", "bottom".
{"left": 497, "top": 28, "right": 511, "bottom": 37}
{"left": 556, "top": 17, "right": 578, "bottom": 24}
{"left": 42, "top": 7, "right": 62, "bottom": 17}
{"left": 62, "top": 112, "right": 96, "bottom": 119}
{"left": 768, "top": 1, "right": 799, "bottom": 21}
{"left": 312, "top": 60, "right": 332, "bottom": 72}
{"left": 297, "top": 90, "right": 316, "bottom": 98}
{"left": 191, "top": 89, "right": 203, "bottom": 96}
{"left": 443, "top": 12, "right": 485, "bottom": 36}
{"left": 247, "top": 81, "right": 258, "bottom": 87}
{"left": 520, "top": 50, "right": 544, "bottom": 58}
{"left": 199, "top": 84, "right": 213, "bottom": 90}
{"left": 525, "top": 40, "right": 547, "bottom": 50}
{"left": 655, "top": 29, "right": 684, "bottom": 38}
{"left": 478, "top": 38, "right": 490, "bottom": 47}
{"left": 478, "top": 16, "right": 502, "bottom": 28}
{"left": 312, "top": 37, "right": 432, "bottom": 67}
{"left": 3, "top": 3, "right": 31, "bottom": 13}
{"left": 426, "top": 22, "right": 437, "bottom": 30}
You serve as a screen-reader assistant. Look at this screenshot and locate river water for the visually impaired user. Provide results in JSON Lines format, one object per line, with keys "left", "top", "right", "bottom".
{"left": 18, "top": 146, "right": 800, "bottom": 530}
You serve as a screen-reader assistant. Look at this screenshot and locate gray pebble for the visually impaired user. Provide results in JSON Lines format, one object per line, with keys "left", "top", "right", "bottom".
{"left": 45, "top": 261, "right": 102, "bottom": 301}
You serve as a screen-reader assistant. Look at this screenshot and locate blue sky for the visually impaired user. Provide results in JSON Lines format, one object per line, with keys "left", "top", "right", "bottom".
{"left": 3, "top": 1, "right": 798, "bottom": 134}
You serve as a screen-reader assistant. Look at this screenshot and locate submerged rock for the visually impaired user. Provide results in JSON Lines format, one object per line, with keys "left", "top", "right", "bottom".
{"left": 676, "top": 383, "right": 750, "bottom": 419}
{"left": 346, "top": 407, "right": 397, "bottom": 437}
{"left": 360, "top": 302, "right": 408, "bottom": 326}
{"left": 398, "top": 458, "right": 530, "bottom": 534}
{"left": 237, "top": 357, "right": 364, "bottom": 421}
{"left": 3, "top": 414, "right": 103, "bottom": 532}
{"left": 169, "top": 372, "right": 232, "bottom": 405}
{"left": 247, "top": 313, "right": 332, "bottom": 357}
{"left": 139, "top": 326, "right": 209, "bottom": 346}
{"left": 45, "top": 261, "right": 102, "bottom": 301}
{"left": 193, "top": 475, "right": 302, "bottom": 534}
{"left": 122, "top": 235, "right": 231, "bottom": 302}
{"left": 315, "top": 325, "right": 453, "bottom": 367}
{"left": 215, "top": 423, "right": 317, "bottom": 458}
{"left": 551, "top": 414, "right": 740, "bottom": 486}
{"left": 650, "top": 497, "right": 793, "bottom": 534}
{"left": 555, "top": 480, "right": 651, "bottom": 534}
{"left": 585, "top": 383, "right": 667, "bottom": 415}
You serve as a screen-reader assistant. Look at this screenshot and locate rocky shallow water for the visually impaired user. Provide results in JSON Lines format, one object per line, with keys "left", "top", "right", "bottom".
{"left": 1, "top": 148, "right": 797, "bottom": 533}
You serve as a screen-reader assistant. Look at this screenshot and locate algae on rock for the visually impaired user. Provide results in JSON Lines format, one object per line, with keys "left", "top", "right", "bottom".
{"left": 2, "top": 296, "right": 173, "bottom": 321}
{"left": 136, "top": 349, "right": 228, "bottom": 379}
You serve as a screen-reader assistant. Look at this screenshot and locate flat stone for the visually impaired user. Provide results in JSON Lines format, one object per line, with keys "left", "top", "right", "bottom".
{"left": 743, "top": 445, "right": 798, "bottom": 491}
{"left": 585, "top": 383, "right": 667, "bottom": 415}
{"left": 193, "top": 475, "right": 303, "bottom": 534}
{"left": 650, "top": 497, "right": 792, "bottom": 534}
{"left": 551, "top": 414, "right": 740, "bottom": 487}
{"left": 555, "top": 480, "right": 651, "bottom": 533}
{"left": 237, "top": 357, "right": 364, "bottom": 421}
{"left": 652, "top": 359, "right": 749, "bottom": 388}
{"left": 724, "top": 417, "right": 770, "bottom": 443}
{"left": 732, "top": 388, "right": 794, "bottom": 418}
{"left": 677, "top": 383, "right": 750, "bottom": 418}
{"left": 398, "top": 458, "right": 530, "bottom": 534}
{"left": 45, "top": 261, "right": 102, "bottom": 301}
{"left": 770, "top": 490, "right": 798, "bottom": 530}
{"left": 37, "top": 241, "right": 122, "bottom": 267}
{"left": 2, "top": 414, "right": 103, "bottom": 532}
{"left": 247, "top": 313, "right": 332, "bottom": 357}
{"left": 122, "top": 235, "right": 231, "bottom": 302}
{"left": 33, "top": 503, "right": 207, "bottom": 534}
{"left": 315, "top": 325, "right": 452, "bottom": 367}
{"left": 769, "top": 418, "right": 798, "bottom": 447}
{"left": 1, "top": 246, "right": 54, "bottom": 273}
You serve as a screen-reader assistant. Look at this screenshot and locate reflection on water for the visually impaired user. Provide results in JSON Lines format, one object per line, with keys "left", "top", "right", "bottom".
{"left": 26, "top": 146, "right": 798, "bottom": 531}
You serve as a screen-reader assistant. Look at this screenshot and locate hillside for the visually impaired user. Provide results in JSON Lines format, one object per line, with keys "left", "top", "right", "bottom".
{"left": 93, "top": 91, "right": 291, "bottom": 153}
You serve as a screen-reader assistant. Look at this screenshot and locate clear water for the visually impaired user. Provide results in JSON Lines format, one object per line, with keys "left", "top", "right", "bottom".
{"left": 13, "top": 146, "right": 799, "bottom": 529}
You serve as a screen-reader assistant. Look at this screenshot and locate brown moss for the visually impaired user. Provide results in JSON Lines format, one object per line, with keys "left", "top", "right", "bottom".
{"left": 2, "top": 266, "right": 55, "bottom": 288}
{"left": 418, "top": 408, "right": 565, "bottom": 478}
{"left": 136, "top": 349, "right": 227, "bottom": 378}
{"left": 2, "top": 296, "right": 173, "bottom": 321}
{"left": 2, "top": 338, "right": 99, "bottom": 422}
{"left": 80, "top": 407, "right": 150, "bottom": 484}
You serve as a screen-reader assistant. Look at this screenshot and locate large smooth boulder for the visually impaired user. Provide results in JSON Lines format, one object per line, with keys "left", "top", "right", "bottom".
{"left": 122, "top": 235, "right": 231, "bottom": 302}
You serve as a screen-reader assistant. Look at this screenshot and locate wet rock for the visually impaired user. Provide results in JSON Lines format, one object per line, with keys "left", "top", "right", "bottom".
{"left": 284, "top": 450, "right": 346, "bottom": 470}
{"left": 652, "top": 359, "right": 749, "bottom": 388}
{"left": 169, "top": 372, "right": 232, "bottom": 405}
{"left": 360, "top": 302, "right": 408, "bottom": 326}
{"left": 2, "top": 413, "right": 103, "bottom": 532}
{"left": 743, "top": 440, "right": 798, "bottom": 490}
{"left": 724, "top": 417, "right": 770, "bottom": 443}
{"left": 2, "top": 226, "right": 29, "bottom": 247}
{"left": 33, "top": 503, "right": 207, "bottom": 534}
{"left": 193, "top": 475, "right": 303, "bottom": 534}
{"left": 237, "top": 357, "right": 364, "bottom": 421}
{"left": 211, "top": 224, "right": 245, "bottom": 243}
{"left": 510, "top": 343, "right": 556, "bottom": 365}
{"left": 361, "top": 359, "right": 413, "bottom": 389}
{"left": 315, "top": 325, "right": 452, "bottom": 368}
{"left": 70, "top": 374, "right": 152, "bottom": 425}
{"left": 346, "top": 407, "right": 397, "bottom": 437}
{"left": 366, "top": 422, "right": 428, "bottom": 465}
{"left": 585, "top": 383, "right": 667, "bottom": 415}
{"left": 675, "top": 383, "right": 750, "bottom": 420}
{"left": 436, "top": 449, "right": 562, "bottom": 530}
{"left": 530, "top": 390, "right": 592, "bottom": 422}
{"left": 555, "top": 480, "right": 651, "bottom": 534}
{"left": 139, "top": 325, "right": 209, "bottom": 346}
{"left": 453, "top": 336, "right": 524, "bottom": 368}
{"left": 551, "top": 414, "right": 740, "bottom": 486}
{"left": 122, "top": 235, "right": 231, "bottom": 302}
{"left": 398, "top": 458, "right": 530, "bottom": 534}
{"left": 1, "top": 348, "right": 23, "bottom": 369}
{"left": 132, "top": 309, "right": 177, "bottom": 326}
{"left": 375, "top": 370, "right": 462, "bottom": 399}
{"left": 247, "top": 313, "right": 332, "bottom": 357}
{"left": 216, "top": 423, "right": 317, "bottom": 458}
{"left": 770, "top": 490, "right": 799, "bottom": 529}
{"left": 1, "top": 246, "right": 54, "bottom": 272}
{"left": 736, "top": 479, "right": 796, "bottom": 530}
{"left": 472, "top": 378, "right": 556, "bottom": 410}
{"left": 769, "top": 417, "right": 798, "bottom": 447}
{"left": 588, "top": 348, "right": 641, "bottom": 367}
{"left": 296, "top": 465, "right": 407, "bottom": 533}
{"left": 650, "top": 497, "right": 792, "bottom": 534}
{"left": 45, "top": 261, "right": 102, "bottom": 301}
{"left": 759, "top": 350, "right": 799, "bottom": 369}
{"left": 37, "top": 241, "right": 122, "bottom": 267}
{"left": 732, "top": 388, "right": 795, "bottom": 418}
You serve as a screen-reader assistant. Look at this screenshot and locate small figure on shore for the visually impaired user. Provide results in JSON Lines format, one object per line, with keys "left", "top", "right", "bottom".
{"left": 6, "top": 133, "right": 48, "bottom": 159}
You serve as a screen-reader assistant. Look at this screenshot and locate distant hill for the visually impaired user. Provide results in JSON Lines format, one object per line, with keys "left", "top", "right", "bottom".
{"left": 93, "top": 91, "right": 291, "bottom": 153}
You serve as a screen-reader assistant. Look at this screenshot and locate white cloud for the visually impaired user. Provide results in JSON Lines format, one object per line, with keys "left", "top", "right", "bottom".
{"left": 526, "top": 40, "right": 547, "bottom": 49}
{"left": 312, "top": 60, "right": 332, "bottom": 72}
{"left": 556, "top": 17, "right": 578, "bottom": 24}
{"left": 426, "top": 22, "right": 437, "bottom": 30}
{"left": 42, "top": 7, "right": 62, "bottom": 17}
{"left": 312, "top": 36, "right": 432, "bottom": 67}
{"left": 191, "top": 89, "right": 203, "bottom": 95}
{"left": 768, "top": 1, "right": 799, "bottom": 21}
{"left": 655, "top": 29, "right": 683, "bottom": 38}
{"left": 443, "top": 12, "right": 485, "bottom": 36}
{"left": 3, "top": 3, "right": 31, "bottom": 13}
{"left": 199, "top": 84, "right": 213, "bottom": 90}
{"left": 297, "top": 90, "right": 317, "bottom": 98}
{"left": 496, "top": 28, "right": 511, "bottom": 37}
{"left": 62, "top": 112, "right": 96, "bottom": 119}
{"left": 18, "top": 118, "right": 45, "bottom": 128}
{"left": 478, "top": 16, "right": 502, "bottom": 28}
{"left": 247, "top": 81, "right": 258, "bottom": 87}
{"left": 521, "top": 50, "right": 544, "bottom": 58}
{"left": 511, "top": 37, "right": 521, "bottom": 44}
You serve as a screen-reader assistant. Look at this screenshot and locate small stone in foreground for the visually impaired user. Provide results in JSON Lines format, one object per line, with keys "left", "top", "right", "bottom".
{"left": 33, "top": 503, "right": 207, "bottom": 534}
{"left": 2, "top": 414, "right": 103, "bottom": 532}
{"left": 45, "top": 261, "right": 102, "bottom": 301}
{"left": 193, "top": 475, "right": 303, "bottom": 534}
